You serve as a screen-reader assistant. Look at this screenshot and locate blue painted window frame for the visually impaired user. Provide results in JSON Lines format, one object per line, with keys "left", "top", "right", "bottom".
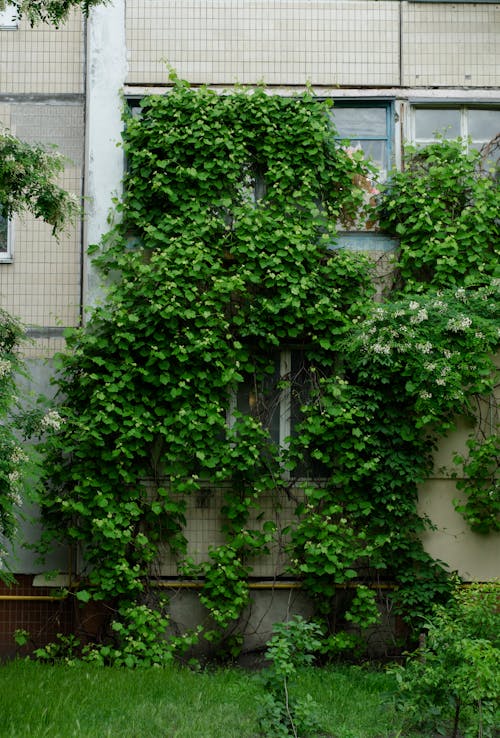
{"left": 331, "top": 100, "right": 394, "bottom": 181}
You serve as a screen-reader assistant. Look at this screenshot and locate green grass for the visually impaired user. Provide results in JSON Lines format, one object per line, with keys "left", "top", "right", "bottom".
{"left": 0, "top": 660, "right": 412, "bottom": 737}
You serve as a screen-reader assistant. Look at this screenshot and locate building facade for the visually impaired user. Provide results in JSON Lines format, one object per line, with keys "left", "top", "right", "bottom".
{"left": 0, "top": 0, "right": 498, "bottom": 656}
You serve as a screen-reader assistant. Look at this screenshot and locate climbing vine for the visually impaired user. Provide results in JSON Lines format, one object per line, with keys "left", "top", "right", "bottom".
{"left": 0, "top": 124, "right": 80, "bottom": 580}
{"left": 0, "top": 310, "right": 26, "bottom": 578}
{"left": 378, "top": 138, "right": 499, "bottom": 291}
{"left": 37, "top": 80, "right": 499, "bottom": 661}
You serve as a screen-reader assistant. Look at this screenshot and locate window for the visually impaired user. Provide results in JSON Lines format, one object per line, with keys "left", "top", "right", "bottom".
{"left": 0, "top": 4, "right": 18, "bottom": 29}
{"left": 0, "top": 214, "right": 12, "bottom": 262}
{"left": 228, "top": 350, "right": 314, "bottom": 449}
{"left": 331, "top": 101, "right": 396, "bottom": 249}
{"left": 413, "top": 106, "right": 500, "bottom": 153}
{"left": 331, "top": 102, "right": 394, "bottom": 181}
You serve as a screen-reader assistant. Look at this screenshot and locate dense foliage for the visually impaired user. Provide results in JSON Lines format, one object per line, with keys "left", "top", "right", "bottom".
{"left": 0, "top": 311, "right": 26, "bottom": 576}
{"left": 379, "top": 139, "right": 500, "bottom": 290}
{"left": 393, "top": 583, "right": 500, "bottom": 738}
{"left": 0, "top": 129, "right": 78, "bottom": 233}
{"left": 0, "top": 126, "right": 78, "bottom": 577}
{"left": 0, "top": 0, "right": 105, "bottom": 26}
{"left": 36, "top": 81, "right": 499, "bottom": 661}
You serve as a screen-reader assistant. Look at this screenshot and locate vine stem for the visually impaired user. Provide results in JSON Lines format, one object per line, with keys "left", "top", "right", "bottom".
{"left": 452, "top": 697, "right": 461, "bottom": 738}
{"left": 283, "top": 676, "right": 298, "bottom": 738}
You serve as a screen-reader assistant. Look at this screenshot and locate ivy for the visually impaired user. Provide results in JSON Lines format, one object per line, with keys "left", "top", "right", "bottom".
{"left": 454, "top": 435, "right": 500, "bottom": 534}
{"left": 379, "top": 138, "right": 500, "bottom": 291}
{"left": 37, "top": 81, "right": 499, "bottom": 660}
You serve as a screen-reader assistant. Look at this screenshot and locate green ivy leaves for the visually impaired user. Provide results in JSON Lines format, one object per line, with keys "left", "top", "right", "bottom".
{"left": 37, "top": 84, "right": 499, "bottom": 660}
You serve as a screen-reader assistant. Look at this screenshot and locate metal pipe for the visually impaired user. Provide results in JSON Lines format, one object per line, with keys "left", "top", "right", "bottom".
{"left": 152, "top": 580, "right": 397, "bottom": 590}
{"left": 0, "top": 595, "right": 66, "bottom": 601}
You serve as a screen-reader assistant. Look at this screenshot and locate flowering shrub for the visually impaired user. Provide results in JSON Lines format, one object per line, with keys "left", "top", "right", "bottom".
{"left": 0, "top": 310, "right": 25, "bottom": 577}
{"left": 0, "top": 119, "right": 77, "bottom": 577}
{"left": 345, "top": 286, "right": 499, "bottom": 432}
{"left": 0, "top": 129, "right": 78, "bottom": 233}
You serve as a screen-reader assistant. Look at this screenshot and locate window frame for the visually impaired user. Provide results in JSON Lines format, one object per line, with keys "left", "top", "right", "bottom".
{"left": 228, "top": 350, "right": 292, "bottom": 449}
{"left": 0, "top": 4, "right": 19, "bottom": 29}
{"left": 330, "top": 99, "right": 395, "bottom": 182}
{"left": 410, "top": 104, "right": 500, "bottom": 152}
{"left": 0, "top": 214, "right": 13, "bottom": 263}
{"left": 330, "top": 99, "right": 396, "bottom": 250}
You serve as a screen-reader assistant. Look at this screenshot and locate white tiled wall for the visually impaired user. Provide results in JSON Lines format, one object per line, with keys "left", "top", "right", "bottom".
{"left": 126, "top": 0, "right": 401, "bottom": 86}
{"left": 402, "top": 3, "right": 500, "bottom": 87}
{"left": 126, "top": 1, "right": 500, "bottom": 88}
{"left": 0, "top": 103, "right": 83, "bottom": 357}
{"left": 0, "top": 10, "right": 84, "bottom": 94}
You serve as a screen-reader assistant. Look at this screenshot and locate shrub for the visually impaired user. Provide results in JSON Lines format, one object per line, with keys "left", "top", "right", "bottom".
{"left": 392, "top": 582, "right": 500, "bottom": 738}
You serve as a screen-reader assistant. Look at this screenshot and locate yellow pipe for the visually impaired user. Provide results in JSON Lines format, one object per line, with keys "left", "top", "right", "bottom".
{"left": 0, "top": 595, "right": 67, "bottom": 601}
{"left": 152, "top": 580, "right": 397, "bottom": 590}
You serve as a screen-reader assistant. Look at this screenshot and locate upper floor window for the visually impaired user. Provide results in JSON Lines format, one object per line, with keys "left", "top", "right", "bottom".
{"left": 331, "top": 102, "right": 393, "bottom": 181}
{"left": 0, "top": 214, "right": 12, "bottom": 262}
{"left": 413, "top": 106, "right": 500, "bottom": 152}
{"left": 0, "top": 4, "right": 19, "bottom": 29}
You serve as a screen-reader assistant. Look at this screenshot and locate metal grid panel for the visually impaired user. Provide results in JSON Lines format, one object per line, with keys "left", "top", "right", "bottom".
{"left": 0, "top": 10, "right": 83, "bottom": 94}
{"left": 402, "top": 3, "right": 500, "bottom": 87}
{"left": 0, "top": 103, "right": 83, "bottom": 355}
{"left": 126, "top": 0, "right": 401, "bottom": 87}
{"left": 157, "top": 485, "right": 302, "bottom": 578}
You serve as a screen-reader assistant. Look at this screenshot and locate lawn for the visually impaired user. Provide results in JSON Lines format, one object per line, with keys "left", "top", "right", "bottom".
{"left": 0, "top": 659, "right": 417, "bottom": 738}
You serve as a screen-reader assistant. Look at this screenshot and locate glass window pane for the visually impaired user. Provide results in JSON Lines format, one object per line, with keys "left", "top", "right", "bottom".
{"left": 415, "top": 108, "right": 460, "bottom": 140}
{"left": 0, "top": 215, "right": 8, "bottom": 254}
{"left": 468, "top": 109, "right": 500, "bottom": 143}
{"left": 354, "top": 140, "right": 385, "bottom": 168}
{"left": 236, "top": 355, "right": 281, "bottom": 445}
{"left": 332, "top": 107, "right": 387, "bottom": 138}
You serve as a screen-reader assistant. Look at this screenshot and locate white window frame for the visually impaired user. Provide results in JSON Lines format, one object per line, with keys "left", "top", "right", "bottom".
{"left": 410, "top": 104, "right": 500, "bottom": 151}
{"left": 228, "top": 350, "right": 292, "bottom": 449}
{"left": 0, "top": 215, "right": 13, "bottom": 263}
{"left": 0, "top": 4, "right": 19, "bottom": 29}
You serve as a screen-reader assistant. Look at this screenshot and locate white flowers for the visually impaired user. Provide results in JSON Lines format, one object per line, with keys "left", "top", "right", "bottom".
{"left": 447, "top": 315, "right": 472, "bottom": 332}
{"left": 0, "top": 359, "right": 11, "bottom": 378}
{"left": 410, "top": 308, "right": 428, "bottom": 324}
{"left": 372, "top": 342, "right": 391, "bottom": 355}
{"left": 40, "top": 409, "right": 64, "bottom": 432}
{"left": 416, "top": 342, "right": 433, "bottom": 354}
{"left": 8, "top": 470, "right": 20, "bottom": 484}
{"left": 10, "top": 446, "right": 28, "bottom": 465}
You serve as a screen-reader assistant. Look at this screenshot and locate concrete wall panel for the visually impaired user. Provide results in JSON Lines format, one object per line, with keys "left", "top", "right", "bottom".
{"left": 402, "top": 3, "right": 500, "bottom": 87}
{"left": 126, "top": 0, "right": 400, "bottom": 87}
{"left": 0, "top": 10, "right": 83, "bottom": 94}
